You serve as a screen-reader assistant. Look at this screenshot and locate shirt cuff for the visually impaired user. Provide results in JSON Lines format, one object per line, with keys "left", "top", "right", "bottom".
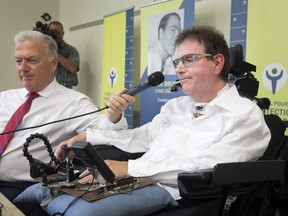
{"left": 105, "top": 115, "right": 128, "bottom": 130}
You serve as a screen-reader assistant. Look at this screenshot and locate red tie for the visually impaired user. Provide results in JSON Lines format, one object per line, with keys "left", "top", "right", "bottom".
{"left": 0, "top": 92, "right": 39, "bottom": 157}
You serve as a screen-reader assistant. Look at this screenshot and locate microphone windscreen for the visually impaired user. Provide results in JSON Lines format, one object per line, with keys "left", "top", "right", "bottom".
{"left": 147, "top": 71, "right": 164, "bottom": 86}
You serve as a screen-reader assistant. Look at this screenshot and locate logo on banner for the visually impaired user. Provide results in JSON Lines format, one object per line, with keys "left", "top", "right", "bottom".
{"left": 262, "top": 63, "right": 287, "bottom": 94}
{"left": 108, "top": 67, "right": 118, "bottom": 88}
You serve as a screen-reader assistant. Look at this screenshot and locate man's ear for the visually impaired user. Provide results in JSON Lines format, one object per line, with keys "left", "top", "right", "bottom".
{"left": 51, "top": 58, "right": 58, "bottom": 70}
{"left": 213, "top": 54, "right": 225, "bottom": 75}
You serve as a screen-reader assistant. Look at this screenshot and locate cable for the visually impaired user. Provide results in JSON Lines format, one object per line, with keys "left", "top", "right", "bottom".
{"left": 0, "top": 106, "right": 108, "bottom": 136}
{"left": 52, "top": 175, "right": 96, "bottom": 216}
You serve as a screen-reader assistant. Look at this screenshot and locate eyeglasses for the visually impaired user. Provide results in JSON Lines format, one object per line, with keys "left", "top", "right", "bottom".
{"left": 172, "top": 53, "right": 213, "bottom": 68}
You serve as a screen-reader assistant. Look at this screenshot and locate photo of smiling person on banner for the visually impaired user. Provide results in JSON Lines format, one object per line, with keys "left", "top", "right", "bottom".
{"left": 148, "top": 10, "right": 183, "bottom": 76}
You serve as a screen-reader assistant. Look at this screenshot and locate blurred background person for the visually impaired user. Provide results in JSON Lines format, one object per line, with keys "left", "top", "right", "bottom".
{"left": 48, "top": 21, "right": 79, "bottom": 88}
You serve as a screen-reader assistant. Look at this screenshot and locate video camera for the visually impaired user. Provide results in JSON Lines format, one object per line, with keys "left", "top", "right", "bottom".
{"left": 33, "top": 12, "right": 58, "bottom": 41}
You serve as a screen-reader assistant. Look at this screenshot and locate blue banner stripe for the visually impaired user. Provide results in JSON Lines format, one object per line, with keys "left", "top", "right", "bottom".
{"left": 124, "top": 8, "right": 135, "bottom": 128}
{"left": 230, "top": 0, "right": 248, "bottom": 59}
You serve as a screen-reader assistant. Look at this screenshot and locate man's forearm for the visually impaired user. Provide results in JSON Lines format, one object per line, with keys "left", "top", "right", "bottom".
{"left": 58, "top": 54, "right": 79, "bottom": 73}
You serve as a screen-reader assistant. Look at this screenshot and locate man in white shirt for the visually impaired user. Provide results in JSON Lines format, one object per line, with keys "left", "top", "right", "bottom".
{"left": 14, "top": 26, "right": 271, "bottom": 216}
{"left": 0, "top": 30, "right": 134, "bottom": 201}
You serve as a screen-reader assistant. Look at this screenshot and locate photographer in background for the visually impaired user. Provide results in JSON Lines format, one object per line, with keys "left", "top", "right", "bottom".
{"left": 48, "top": 21, "right": 79, "bottom": 88}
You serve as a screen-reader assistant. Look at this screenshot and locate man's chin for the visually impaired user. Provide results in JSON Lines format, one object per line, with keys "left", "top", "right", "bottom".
{"left": 22, "top": 81, "right": 33, "bottom": 91}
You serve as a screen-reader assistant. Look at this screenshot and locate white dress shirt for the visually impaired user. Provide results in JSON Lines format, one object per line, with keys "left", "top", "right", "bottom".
{"left": 87, "top": 84, "right": 271, "bottom": 200}
{"left": 0, "top": 79, "right": 127, "bottom": 182}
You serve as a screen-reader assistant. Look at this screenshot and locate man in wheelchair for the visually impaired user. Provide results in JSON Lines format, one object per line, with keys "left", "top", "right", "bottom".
{"left": 14, "top": 25, "right": 272, "bottom": 216}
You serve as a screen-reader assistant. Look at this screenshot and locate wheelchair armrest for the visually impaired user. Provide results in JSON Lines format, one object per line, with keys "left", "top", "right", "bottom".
{"left": 178, "top": 160, "right": 285, "bottom": 200}
{"left": 212, "top": 160, "right": 285, "bottom": 185}
{"left": 178, "top": 169, "right": 224, "bottom": 199}
{"left": 178, "top": 169, "right": 213, "bottom": 185}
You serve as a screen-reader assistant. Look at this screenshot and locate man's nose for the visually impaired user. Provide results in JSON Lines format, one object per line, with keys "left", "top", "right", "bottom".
{"left": 175, "top": 61, "right": 186, "bottom": 74}
{"left": 17, "top": 60, "right": 30, "bottom": 70}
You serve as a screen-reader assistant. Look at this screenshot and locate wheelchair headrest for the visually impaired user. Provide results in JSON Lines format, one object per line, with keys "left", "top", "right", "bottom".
{"left": 229, "top": 44, "right": 243, "bottom": 70}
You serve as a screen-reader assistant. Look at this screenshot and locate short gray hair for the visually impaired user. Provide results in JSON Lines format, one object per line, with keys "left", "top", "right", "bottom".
{"left": 15, "top": 30, "right": 58, "bottom": 61}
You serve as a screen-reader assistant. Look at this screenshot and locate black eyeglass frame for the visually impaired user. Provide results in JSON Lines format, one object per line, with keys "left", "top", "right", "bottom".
{"left": 172, "top": 53, "right": 213, "bottom": 68}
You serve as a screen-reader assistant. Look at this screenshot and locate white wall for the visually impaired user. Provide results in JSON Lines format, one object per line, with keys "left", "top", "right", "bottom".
{"left": 0, "top": 0, "right": 230, "bottom": 109}
{"left": 0, "top": 0, "right": 59, "bottom": 91}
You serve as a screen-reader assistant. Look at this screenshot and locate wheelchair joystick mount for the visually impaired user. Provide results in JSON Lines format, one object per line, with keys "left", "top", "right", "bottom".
{"left": 23, "top": 133, "right": 76, "bottom": 188}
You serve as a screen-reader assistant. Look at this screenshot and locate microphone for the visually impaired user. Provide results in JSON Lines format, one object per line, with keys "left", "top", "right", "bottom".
{"left": 126, "top": 71, "right": 164, "bottom": 96}
{"left": 170, "top": 79, "right": 182, "bottom": 92}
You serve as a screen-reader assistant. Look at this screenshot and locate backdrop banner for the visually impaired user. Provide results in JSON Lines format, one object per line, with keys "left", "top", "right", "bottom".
{"left": 140, "top": 0, "right": 195, "bottom": 125}
{"left": 100, "top": 8, "right": 134, "bottom": 128}
{"left": 246, "top": 0, "right": 288, "bottom": 130}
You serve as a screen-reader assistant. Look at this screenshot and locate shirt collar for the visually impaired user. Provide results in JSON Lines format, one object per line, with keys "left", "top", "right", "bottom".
{"left": 209, "top": 83, "right": 240, "bottom": 112}
{"left": 192, "top": 83, "right": 231, "bottom": 114}
{"left": 21, "top": 79, "right": 59, "bottom": 99}
{"left": 37, "top": 79, "right": 59, "bottom": 98}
